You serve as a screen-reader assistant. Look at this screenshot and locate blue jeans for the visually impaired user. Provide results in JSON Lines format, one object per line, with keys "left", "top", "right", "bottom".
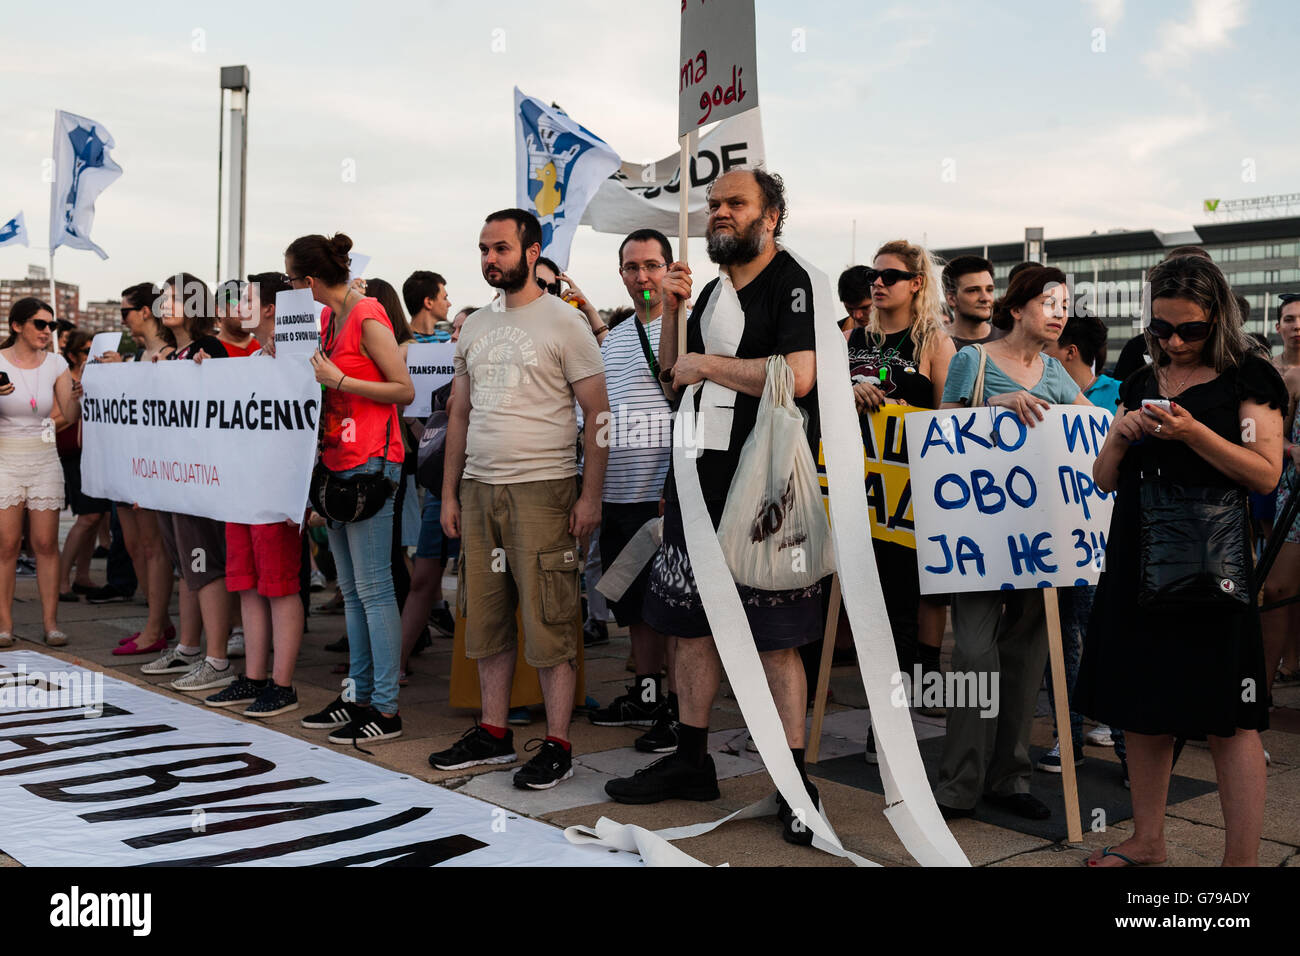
{"left": 326, "top": 458, "right": 402, "bottom": 715}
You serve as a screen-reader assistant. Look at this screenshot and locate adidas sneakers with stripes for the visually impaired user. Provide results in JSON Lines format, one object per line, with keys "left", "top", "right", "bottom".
{"left": 327, "top": 707, "right": 402, "bottom": 745}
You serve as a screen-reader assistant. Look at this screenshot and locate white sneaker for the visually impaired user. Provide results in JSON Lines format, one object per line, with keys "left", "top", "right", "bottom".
{"left": 310, "top": 569, "right": 326, "bottom": 592}
{"left": 1086, "top": 725, "right": 1114, "bottom": 747}
{"left": 141, "top": 646, "right": 202, "bottom": 675}
{"left": 170, "top": 659, "right": 236, "bottom": 692}
{"left": 228, "top": 628, "right": 245, "bottom": 658}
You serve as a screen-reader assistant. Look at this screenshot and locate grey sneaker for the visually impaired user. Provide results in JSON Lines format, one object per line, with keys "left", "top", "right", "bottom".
{"left": 204, "top": 675, "right": 266, "bottom": 708}
{"left": 141, "top": 646, "right": 202, "bottom": 675}
{"left": 170, "top": 659, "right": 236, "bottom": 692}
{"left": 227, "top": 628, "right": 245, "bottom": 658}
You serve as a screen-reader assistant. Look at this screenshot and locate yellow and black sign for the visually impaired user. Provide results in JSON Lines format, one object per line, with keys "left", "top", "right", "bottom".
{"left": 818, "top": 403, "right": 915, "bottom": 550}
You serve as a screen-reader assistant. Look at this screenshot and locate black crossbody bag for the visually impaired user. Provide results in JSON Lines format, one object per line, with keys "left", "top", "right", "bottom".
{"left": 1136, "top": 443, "right": 1250, "bottom": 610}
{"left": 308, "top": 295, "right": 397, "bottom": 524}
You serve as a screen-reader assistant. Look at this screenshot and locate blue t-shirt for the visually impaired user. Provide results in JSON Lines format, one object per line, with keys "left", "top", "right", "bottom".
{"left": 942, "top": 345, "right": 1080, "bottom": 405}
{"left": 1085, "top": 373, "right": 1122, "bottom": 413}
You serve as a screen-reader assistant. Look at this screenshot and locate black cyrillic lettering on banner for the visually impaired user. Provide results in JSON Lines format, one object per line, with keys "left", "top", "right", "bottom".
{"left": 0, "top": 703, "right": 131, "bottom": 731}
{"left": 126, "top": 797, "right": 377, "bottom": 848}
{"left": 0, "top": 724, "right": 176, "bottom": 762}
{"left": 138, "top": 807, "right": 433, "bottom": 866}
{"left": 0, "top": 742, "right": 248, "bottom": 779}
{"left": 311, "top": 834, "right": 489, "bottom": 867}
{"left": 81, "top": 776, "right": 326, "bottom": 822}
{"left": 23, "top": 752, "right": 274, "bottom": 802}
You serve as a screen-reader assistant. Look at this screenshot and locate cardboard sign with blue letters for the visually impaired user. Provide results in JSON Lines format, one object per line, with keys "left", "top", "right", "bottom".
{"left": 906, "top": 406, "right": 1115, "bottom": 594}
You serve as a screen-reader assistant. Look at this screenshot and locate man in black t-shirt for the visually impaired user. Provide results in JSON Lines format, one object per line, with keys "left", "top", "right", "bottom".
{"left": 604, "top": 169, "right": 826, "bottom": 845}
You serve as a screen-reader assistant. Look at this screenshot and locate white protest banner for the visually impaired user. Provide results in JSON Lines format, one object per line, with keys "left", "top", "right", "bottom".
{"left": 274, "top": 288, "right": 322, "bottom": 358}
{"left": 348, "top": 252, "right": 371, "bottom": 282}
{"left": 0, "top": 651, "right": 640, "bottom": 868}
{"left": 80, "top": 358, "right": 318, "bottom": 524}
{"left": 581, "top": 109, "right": 765, "bottom": 237}
{"left": 906, "top": 405, "right": 1115, "bottom": 594}
{"left": 403, "top": 340, "right": 456, "bottom": 418}
{"left": 88, "top": 331, "right": 121, "bottom": 361}
{"left": 679, "top": 0, "right": 758, "bottom": 137}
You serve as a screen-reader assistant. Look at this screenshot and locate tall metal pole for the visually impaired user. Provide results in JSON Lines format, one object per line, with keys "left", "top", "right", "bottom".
{"left": 216, "top": 86, "right": 225, "bottom": 286}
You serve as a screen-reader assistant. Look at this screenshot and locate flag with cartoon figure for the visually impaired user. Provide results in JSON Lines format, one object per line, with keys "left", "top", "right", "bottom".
{"left": 513, "top": 88, "right": 619, "bottom": 271}
{"left": 48, "top": 110, "right": 122, "bottom": 259}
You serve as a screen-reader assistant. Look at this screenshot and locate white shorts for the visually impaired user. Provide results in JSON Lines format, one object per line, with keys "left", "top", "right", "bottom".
{"left": 0, "top": 436, "right": 64, "bottom": 512}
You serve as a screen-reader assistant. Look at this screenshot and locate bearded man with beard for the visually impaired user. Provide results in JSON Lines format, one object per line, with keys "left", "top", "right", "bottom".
{"left": 428, "top": 208, "right": 610, "bottom": 791}
{"left": 602, "top": 170, "right": 829, "bottom": 846}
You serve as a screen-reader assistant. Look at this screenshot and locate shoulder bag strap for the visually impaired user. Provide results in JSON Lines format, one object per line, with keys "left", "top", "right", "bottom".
{"left": 971, "top": 344, "right": 989, "bottom": 407}
{"left": 634, "top": 317, "right": 661, "bottom": 381}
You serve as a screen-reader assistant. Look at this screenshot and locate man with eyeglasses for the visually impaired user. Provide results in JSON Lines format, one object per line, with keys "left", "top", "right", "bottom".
{"left": 586, "top": 229, "right": 679, "bottom": 752}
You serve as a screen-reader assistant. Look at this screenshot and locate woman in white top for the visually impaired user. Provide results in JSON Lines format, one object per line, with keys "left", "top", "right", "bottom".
{"left": 0, "top": 298, "right": 82, "bottom": 647}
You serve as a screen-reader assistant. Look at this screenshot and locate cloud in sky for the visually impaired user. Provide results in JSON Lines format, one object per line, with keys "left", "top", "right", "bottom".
{"left": 1143, "top": 0, "right": 1249, "bottom": 73}
{"left": 1084, "top": 0, "right": 1126, "bottom": 26}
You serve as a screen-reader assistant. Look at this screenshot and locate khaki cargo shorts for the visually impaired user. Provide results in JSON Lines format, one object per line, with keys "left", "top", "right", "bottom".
{"left": 457, "top": 477, "right": 582, "bottom": 668}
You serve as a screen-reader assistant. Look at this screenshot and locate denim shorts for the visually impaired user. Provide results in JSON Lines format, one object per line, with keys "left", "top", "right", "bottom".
{"left": 415, "top": 493, "right": 462, "bottom": 562}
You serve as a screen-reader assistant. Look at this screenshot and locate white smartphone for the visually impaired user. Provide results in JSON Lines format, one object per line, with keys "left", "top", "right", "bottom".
{"left": 1141, "top": 398, "right": 1172, "bottom": 417}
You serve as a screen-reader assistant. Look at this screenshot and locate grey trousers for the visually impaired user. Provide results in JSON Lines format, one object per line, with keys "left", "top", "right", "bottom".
{"left": 934, "top": 589, "right": 1049, "bottom": 809}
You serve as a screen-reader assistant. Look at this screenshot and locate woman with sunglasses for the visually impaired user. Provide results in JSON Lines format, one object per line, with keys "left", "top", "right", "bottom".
{"left": 290, "top": 234, "right": 415, "bottom": 746}
{"left": 0, "top": 298, "right": 83, "bottom": 647}
{"left": 847, "top": 240, "right": 956, "bottom": 753}
{"left": 1076, "top": 255, "right": 1285, "bottom": 866}
{"left": 52, "top": 331, "right": 110, "bottom": 603}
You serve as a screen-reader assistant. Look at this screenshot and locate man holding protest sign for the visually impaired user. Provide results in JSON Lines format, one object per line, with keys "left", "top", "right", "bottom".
{"left": 932, "top": 265, "right": 1091, "bottom": 821}
{"left": 603, "top": 169, "right": 829, "bottom": 845}
{"left": 430, "top": 208, "right": 609, "bottom": 790}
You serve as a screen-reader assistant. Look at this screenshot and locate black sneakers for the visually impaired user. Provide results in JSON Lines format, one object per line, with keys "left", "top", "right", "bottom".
{"left": 204, "top": 675, "right": 266, "bottom": 708}
{"left": 582, "top": 618, "right": 609, "bottom": 647}
{"left": 589, "top": 683, "right": 666, "bottom": 727}
{"left": 776, "top": 782, "right": 822, "bottom": 846}
{"left": 244, "top": 683, "right": 299, "bottom": 718}
{"left": 428, "top": 724, "right": 518, "bottom": 771}
{"left": 327, "top": 707, "right": 402, "bottom": 745}
{"left": 635, "top": 717, "right": 679, "bottom": 754}
{"left": 300, "top": 694, "right": 365, "bottom": 729}
{"left": 85, "top": 585, "right": 131, "bottom": 605}
{"left": 428, "top": 602, "right": 455, "bottom": 639}
{"left": 604, "top": 753, "right": 720, "bottom": 804}
{"left": 512, "top": 739, "right": 574, "bottom": 790}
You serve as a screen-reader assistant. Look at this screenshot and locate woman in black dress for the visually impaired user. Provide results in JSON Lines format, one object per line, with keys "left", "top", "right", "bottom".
{"left": 1076, "top": 255, "right": 1285, "bottom": 867}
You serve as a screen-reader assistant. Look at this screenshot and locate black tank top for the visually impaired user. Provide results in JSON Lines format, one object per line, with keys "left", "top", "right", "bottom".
{"left": 847, "top": 326, "right": 934, "bottom": 409}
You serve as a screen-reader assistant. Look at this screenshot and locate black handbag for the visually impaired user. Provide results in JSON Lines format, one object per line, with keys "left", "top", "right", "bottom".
{"left": 309, "top": 461, "right": 395, "bottom": 524}
{"left": 1137, "top": 473, "right": 1250, "bottom": 609}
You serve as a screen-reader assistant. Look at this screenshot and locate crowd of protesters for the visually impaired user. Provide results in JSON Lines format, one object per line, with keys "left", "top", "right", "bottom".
{"left": 2, "top": 166, "right": 1296, "bottom": 864}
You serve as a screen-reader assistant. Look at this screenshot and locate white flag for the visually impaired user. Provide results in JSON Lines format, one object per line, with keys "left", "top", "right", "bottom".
{"left": 514, "top": 88, "right": 620, "bottom": 271}
{"left": 49, "top": 110, "right": 123, "bottom": 259}
{"left": 581, "top": 109, "right": 765, "bottom": 238}
{"left": 0, "top": 212, "right": 28, "bottom": 248}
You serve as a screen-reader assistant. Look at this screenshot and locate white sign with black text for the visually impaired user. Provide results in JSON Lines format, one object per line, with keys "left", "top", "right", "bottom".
{"left": 403, "top": 341, "right": 456, "bottom": 419}
{"left": 0, "top": 652, "right": 640, "bottom": 868}
{"left": 273, "top": 288, "right": 323, "bottom": 358}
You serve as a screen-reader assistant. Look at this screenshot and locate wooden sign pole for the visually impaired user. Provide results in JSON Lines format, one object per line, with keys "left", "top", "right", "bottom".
{"left": 806, "top": 574, "right": 841, "bottom": 763}
{"left": 676, "top": 132, "right": 692, "bottom": 357}
{"left": 1042, "top": 586, "right": 1083, "bottom": 844}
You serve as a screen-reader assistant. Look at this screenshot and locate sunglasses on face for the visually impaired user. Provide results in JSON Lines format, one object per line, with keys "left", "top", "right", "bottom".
{"left": 26, "top": 318, "right": 54, "bottom": 332}
{"left": 866, "top": 268, "right": 918, "bottom": 287}
{"left": 1149, "top": 317, "right": 1212, "bottom": 342}
{"left": 537, "top": 278, "right": 561, "bottom": 295}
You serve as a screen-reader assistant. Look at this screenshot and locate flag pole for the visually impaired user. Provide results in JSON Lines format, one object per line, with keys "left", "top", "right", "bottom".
{"left": 48, "top": 248, "right": 60, "bottom": 355}
{"left": 676, "top": 132, "right": 691, "bottom": 357}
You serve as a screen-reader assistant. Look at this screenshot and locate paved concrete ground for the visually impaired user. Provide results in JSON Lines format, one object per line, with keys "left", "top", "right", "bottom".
{"left": 4, "top": 523, "right": 1298, "bottom": 867}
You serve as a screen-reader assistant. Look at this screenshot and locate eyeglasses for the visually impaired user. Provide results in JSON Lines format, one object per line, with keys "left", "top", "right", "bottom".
{"left": 286, "top": 274, "right": 307, "bottom": 285}
{"left": 537, "top": 278, "right": 561, "bottom": 295}
{"left": 1149, "top": 318, "right": 1212, "bottom": 342}
{"left": 620, "top": 262, "right": 667, "bottom": 278}
{"left": 865, "top": 268, "right": 918, "bottom": 286}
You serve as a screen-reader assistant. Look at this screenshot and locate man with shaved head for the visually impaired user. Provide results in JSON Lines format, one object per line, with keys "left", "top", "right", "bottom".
{"left": 603, "top": 169, "right": 828, "bottom": 845}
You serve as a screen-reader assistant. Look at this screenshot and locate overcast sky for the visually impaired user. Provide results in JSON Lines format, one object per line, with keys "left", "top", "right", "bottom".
{"left": 2, "top": 0, "right": 1294, "bottom": 313}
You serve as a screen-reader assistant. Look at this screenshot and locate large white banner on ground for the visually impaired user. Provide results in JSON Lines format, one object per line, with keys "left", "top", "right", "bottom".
{"left": 0, "top": 652, "right": 640, "bottom": 868}
{"left": 906, "top": 406, "right": 1116, "bottom": 594}
{"left": 80, "top": 358, "right": 318, "bottom": 524}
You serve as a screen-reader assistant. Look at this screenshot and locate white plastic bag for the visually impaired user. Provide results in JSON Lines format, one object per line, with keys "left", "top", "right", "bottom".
{"left": 716, "top": 355, "right": 835, "bottom": 590}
